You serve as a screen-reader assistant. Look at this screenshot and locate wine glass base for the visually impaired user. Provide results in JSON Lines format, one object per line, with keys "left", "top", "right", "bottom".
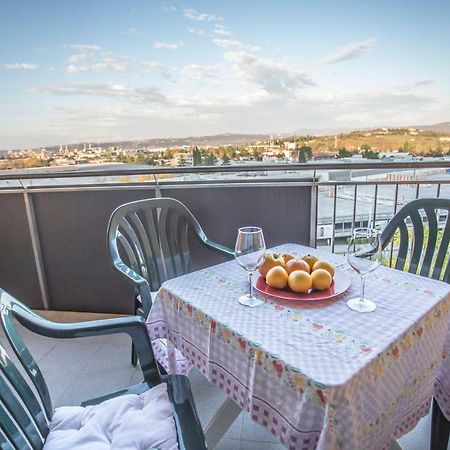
{"left": 239, "top": 294, "right": 264, "bottom": 308}
{"left": 347, "top": 297, "right": 377, "bottom": 313}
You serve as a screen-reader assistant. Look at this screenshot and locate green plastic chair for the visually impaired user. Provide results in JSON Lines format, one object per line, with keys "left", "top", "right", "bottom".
{"left": 107, "top": 197, "right": 234, "bottom": 365}
{"left": 377, "top": 197, "right": 450, "bottom": 450}
{"left": 0, "top": 288, "right": 207, "bottom": 450}
{"left": 379, "top": 197, "right": 450, "bottom": 283}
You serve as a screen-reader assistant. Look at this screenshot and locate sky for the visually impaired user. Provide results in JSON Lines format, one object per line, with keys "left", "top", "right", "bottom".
{"left": 1, "top": 0, "right": 450, "bottom": 149}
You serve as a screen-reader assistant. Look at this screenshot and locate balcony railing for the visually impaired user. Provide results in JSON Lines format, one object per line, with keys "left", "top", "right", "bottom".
{"left": 1, "top": 160, "right": 449, "bottom": 313}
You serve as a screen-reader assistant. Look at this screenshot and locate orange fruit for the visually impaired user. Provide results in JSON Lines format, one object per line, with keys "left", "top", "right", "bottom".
{"left": 259, "top": 252, "right": 285, "bottom": 277}
{"left": 288, "top": 270, "right": 312, "bottom": 293}
{"left": 285, "top": 259, "right": 310, "bottom": 274}
{"left": 302, "top": 254, "right": 319, "bottom": 271}
{"left": 311, "top": 269, "right": 332, "bottom": 290}
{"left": 312, "top": 260, "right": 335, "bottom": 277}
{"left": 282, "top": 253, "right": 296, "bottom": 264}
{"left": 266, "top": 266, "right": 289, "bottom": 289}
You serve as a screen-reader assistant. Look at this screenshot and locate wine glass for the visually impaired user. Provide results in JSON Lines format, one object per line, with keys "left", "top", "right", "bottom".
{"left": 235, "top": 227, "right": 266, "bottom": 307}
{"left": 346, "top": 227, "right": 381, "bottom": 312}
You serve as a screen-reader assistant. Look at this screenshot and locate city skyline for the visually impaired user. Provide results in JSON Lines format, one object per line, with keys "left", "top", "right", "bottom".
{"left": 1, "top": 0, "right": 450, "bottom": 149}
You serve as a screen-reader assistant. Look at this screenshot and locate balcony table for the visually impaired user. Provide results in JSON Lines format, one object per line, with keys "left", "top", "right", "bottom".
{"left": 146, "top": 243, "right": 450, "bottom": 450}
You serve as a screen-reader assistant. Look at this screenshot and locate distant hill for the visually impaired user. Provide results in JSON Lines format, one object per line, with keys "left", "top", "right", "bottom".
{"left": 292, "top": 126, "right": 357, "bottom": 136}
{"left": 0, "top": 133, "right": 272, "bottom": 154}
{"left": 292, "top": 122, "right": 450, "bottom": 138}
{"left": 303, "top": 127, "right": 450, "bottom": 155}
{"left": 71, "top": 133, "right": 272, "bottom": 150}
{"left": 414, "top": 122, "right": 450, "bottom": 133}
{"left": 3, "top": 122, "right": 450, "bottom": 154}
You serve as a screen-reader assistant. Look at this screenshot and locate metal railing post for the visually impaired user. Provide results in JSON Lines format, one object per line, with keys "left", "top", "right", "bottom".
{"left": 309, "top": 183, "right": 318, "bottom": 248}
{"left": 153, "top": 174, "right": 162, "bottom": 198}
{"left": 331, "top": 185, "right": 338, "bottom": 253}
{"left": 389, "top": 184, "right": 400, "bottom": 267}
{"left": 22, "top": 185, "right": 50, "bottom": 310}
{"left": 351, "top": 185, "right": 358, "bottom": 231}
{"left": 372, "top": 184, "right": 379, "bottom": 228}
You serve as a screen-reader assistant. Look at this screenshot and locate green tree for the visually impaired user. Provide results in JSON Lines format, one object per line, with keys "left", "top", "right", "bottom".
{"left": 203, "top": 151, "right": 217, "bottom": 166}
{"left": 362, "top": 148, "right": 379, "bottom": 159}
{"left": 192, "top": 146, "right": 202, "bottom": 166}
{"left": 252, "top": 149, "right": 263, "bottom": 161}
{"left": 337, "top": 147, "right": 352, "bottom": 158}
{"left": 222, "top": 154, "right": 230, "bottom": 165}
{"left": 298, "top": 150, "right": 306, "bottom": 163}
{"left": 298, "top": 145, "right": 312, "bottom": 162}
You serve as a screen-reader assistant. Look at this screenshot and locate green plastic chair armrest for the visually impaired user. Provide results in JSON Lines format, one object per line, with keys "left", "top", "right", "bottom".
{"left": 4, "top": 296, "right": 160, "bottom": 385}
{"left": 114, "top": 261, "right": 152, "bottom": 316}
{"left": 203, "top": 238, "right": 234, "bottom": 258}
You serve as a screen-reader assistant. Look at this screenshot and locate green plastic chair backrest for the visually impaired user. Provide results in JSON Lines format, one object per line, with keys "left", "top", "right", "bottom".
{"left": 107, "top": 198, "right": 208, "bottom": 293}
{"left": 380, "top": 197, "right": 450, "bottom": 282}
{"left": 0, "top": 291, "right": 51, "bottom": 449}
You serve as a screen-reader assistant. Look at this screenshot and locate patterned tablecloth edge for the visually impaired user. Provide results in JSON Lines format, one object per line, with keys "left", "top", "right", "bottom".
{"left": 147, "top": 310, "right": 437, "bottom": 450}
{"left": 153, "top": 285, "right": 450, "bottom": 394}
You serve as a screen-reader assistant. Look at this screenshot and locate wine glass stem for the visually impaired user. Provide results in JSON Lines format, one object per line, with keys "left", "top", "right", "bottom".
{"left": 360, "top": 275, "right": 366, "bottom": 303}
{"left": 248, "top": 271, "right": 253, "bottom": 297}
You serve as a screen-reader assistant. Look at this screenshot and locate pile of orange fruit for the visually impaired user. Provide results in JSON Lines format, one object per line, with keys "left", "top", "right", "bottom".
{"left": 259, "top": 252, "right": 335, "bottom": 293}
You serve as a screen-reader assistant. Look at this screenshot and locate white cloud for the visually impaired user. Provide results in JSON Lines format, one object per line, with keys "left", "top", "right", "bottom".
{"left": 181, "top": 64, "right": 218, "bottom": 82}
{"left": 65, "top": 64, "right": 90, "bottom": 74}
{"left": 23, "top": 80, "right": 444, "bottom": 148}
{"left": 64, "top": 47, "right": 166, "bottom": 76}
{"left": 322, "top": 38, "right": 377, "bottom": 64}
{"left": 161, "top": 5, "right": 177, "bottom": 12}
{"left": 212, "top": 38, "right": 259, "bottom": 52}
{"left": 70, "top": 44, "right": 101, "bottom": 51}
{"left": 4, "top": 63, "right": 39, "bottom": 70}
{"left": 188, "top": 27, "right": 205, "bottom": 36}
{"left": 152, "top": 41, "right": 184, "bottom": 50}
{"left": 224, "top": 51, "right": 315, "bottom": 96}
{"left": 396, "top": 79, "right": 434, "bottom": 92}
{"left": 68, "top": 53, "right": 89, "bottom": 63}
{"left": 412, "top": 79, "right": 433, "bottom": 87}
{"left": 214, "top": 24, "right": 232, "bottom": 36}
{"left": 34, "top": 83, "right": 168, "bottom": 104}
{"left": 295, "top": 89, "right": 437, "bottom": 127}
{"left": 183, "top": 8, "right": 222, "bottom": 22}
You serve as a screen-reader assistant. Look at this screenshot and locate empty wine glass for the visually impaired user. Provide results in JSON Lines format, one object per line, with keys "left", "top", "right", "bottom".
{"left": 346, "top": 227, "right": 381, "bottom": 312}
{"left": 235, "top": 227, "right": 266, "bottom": 307}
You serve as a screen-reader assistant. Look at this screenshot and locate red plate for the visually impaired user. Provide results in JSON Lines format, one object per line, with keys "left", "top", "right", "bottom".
{"left": 255, "top": 269, "right": 351, "bottom": 301}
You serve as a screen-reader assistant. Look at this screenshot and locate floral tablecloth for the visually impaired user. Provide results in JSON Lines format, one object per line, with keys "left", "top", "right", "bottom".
{"left": 435, "top": 328, "right": 450, "bottom": 420}
{"left": 146, "top": 244, "right": 450, "bottom": 450}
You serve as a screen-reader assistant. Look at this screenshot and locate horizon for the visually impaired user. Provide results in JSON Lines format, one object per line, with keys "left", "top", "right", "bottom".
{"left": 3, "top": 121, "right": 450, "bottom": 153}
{"left": 1, "top": 0, "right": 450, "bottom": 150}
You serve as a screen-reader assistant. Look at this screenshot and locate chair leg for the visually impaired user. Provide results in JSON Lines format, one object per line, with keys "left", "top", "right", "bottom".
{"left": 157, "top": 361, "right": 168, "bottom": 375}
{"left": 431, "top": 398, "right": 450, "bottom": 450}
{"left": 131, "top": 302, "right": 141, "bottom": 367}
{"left": 131, "top": 342, "right": 137, "bottom": 367}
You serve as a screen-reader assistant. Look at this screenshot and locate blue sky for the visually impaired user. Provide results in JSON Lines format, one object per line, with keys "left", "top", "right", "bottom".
{"left": 1, "top": 0, "right": 449, "bottom": 149}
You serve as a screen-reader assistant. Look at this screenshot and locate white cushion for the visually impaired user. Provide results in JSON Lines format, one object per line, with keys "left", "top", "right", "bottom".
{"left": 43, "top": 383, "right": 178, "bottom": 450}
